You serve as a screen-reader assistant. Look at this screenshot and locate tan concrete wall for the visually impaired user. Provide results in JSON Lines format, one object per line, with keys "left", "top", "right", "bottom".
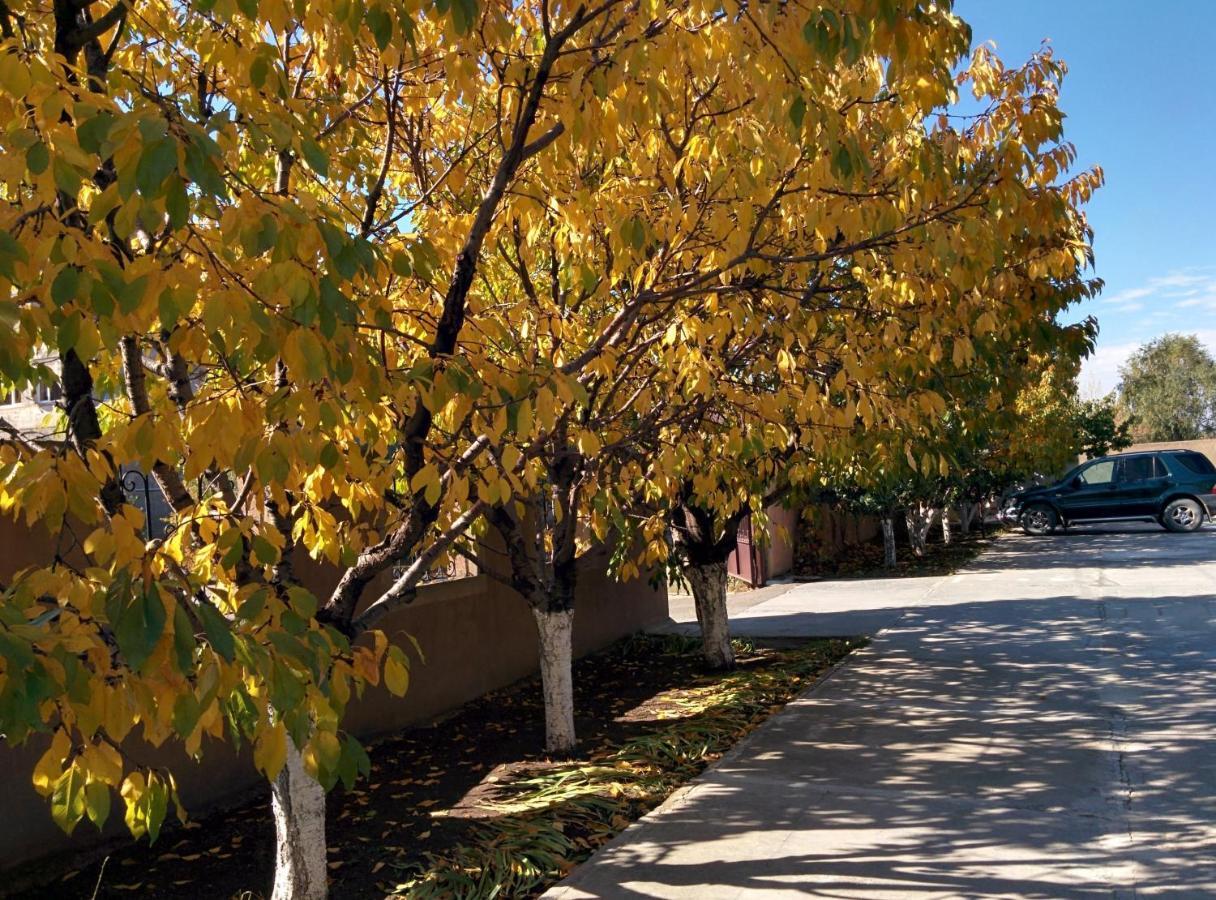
{"left": 0, "top": 516, "right": 667, "bottom": 870}
{"left": 1115, "top": 438, "right": 1216, "bottom": 461}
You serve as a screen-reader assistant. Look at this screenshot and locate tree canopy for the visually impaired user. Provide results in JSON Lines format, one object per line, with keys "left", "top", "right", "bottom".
{"left": 0, "top": 0, "right": 1105, "bottom": 894}
{"left": 1118, "top": 334, "right": 1216, "bottom": 442}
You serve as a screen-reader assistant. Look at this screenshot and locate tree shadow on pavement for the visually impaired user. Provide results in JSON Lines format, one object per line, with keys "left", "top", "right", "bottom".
{"left": 552, "top": 591, "right": 1216, "bottom": 898}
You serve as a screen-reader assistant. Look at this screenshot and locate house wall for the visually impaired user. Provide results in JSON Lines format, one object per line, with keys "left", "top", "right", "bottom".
{"left": 0, "top": 354, "right": 63, "bottom": 437}
{"left": 0, "top": 515, "right": 667, "bottom": 871}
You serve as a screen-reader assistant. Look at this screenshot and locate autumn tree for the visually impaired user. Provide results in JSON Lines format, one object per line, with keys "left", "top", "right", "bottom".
{"left": 0, "top": 3, "right": 1103, "bottom": 896}
{"left": 645, "top": 38, "right": 1104, "bottom": 664}
{"left": 457, "top": 0, "right": 994, "bottom": 735}
{"left": 0, "top": 0, "right": 712, "bottom": 895}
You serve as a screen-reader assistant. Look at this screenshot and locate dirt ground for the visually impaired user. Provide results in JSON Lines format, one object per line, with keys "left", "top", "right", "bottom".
{"left": 8, "top": 635, "right": 854, "bottom": 900}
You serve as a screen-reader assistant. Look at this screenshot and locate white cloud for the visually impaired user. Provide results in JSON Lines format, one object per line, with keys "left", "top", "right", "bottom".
{"left": 1150, "top": 273, "right": 1210, "bottom": 290}
{"left": 1080, "top": 340, "right": 1139, "bottom": 398}
{"left": 1101, "top": 268, "right": 1216, "bottom": 309}
{"left": 1101, "top": 286, "right": 1152, "bottom": 306}
{"left": 1175, "top": 292, "right": 1216, "bottom": 311}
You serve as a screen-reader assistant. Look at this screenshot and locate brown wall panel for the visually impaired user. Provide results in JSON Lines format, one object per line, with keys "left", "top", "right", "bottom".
{"left": 0, "top": 516, "right": 667, "bottom": 871}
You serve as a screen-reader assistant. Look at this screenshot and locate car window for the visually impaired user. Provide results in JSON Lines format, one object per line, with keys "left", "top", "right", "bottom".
{"left": 1079, "top": 460, "right": 1116, "bottom": 486}
{"left": 1120, "top": 456, "right": 1160, "bottom": 481}
{"left": 1169, "top": 452, "right": 1216, "bottom": 475}
{"left": 1057, "top": 464, "right": 1084, "bottom": 486}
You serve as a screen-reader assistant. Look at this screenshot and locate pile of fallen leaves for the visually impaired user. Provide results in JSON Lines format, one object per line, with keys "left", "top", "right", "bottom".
{"left": 391, "top": 637, "right": 859, "bottom": 898}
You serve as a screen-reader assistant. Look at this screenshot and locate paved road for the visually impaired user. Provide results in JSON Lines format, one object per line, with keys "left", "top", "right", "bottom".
{"left": 548, "top": 526, "right": 1216, "bottom": 898}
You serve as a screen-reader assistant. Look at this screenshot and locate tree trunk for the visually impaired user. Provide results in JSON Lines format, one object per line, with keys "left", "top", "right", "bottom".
{"left": 532, "top": 606, "right": 576, "bottom": 755}
{"left": 671, "top": 502, "right": 745, "bottom": 671}
{"left": 686, "top": 559, "right": 733, "bottom": 670}
{"left": 881, "top": 517, "right": 897, "bottom": 568}
{"left": 271, "top": 738, "right": 328, "bottom": 900}
{"left": 959, "top": 502, "right": 974, "bottom": 536}
{"left": 941, "top": 509, "right": 952, "bottom": 545}
{"left": 906, "top": 505, "right": 935, "bottom": 557}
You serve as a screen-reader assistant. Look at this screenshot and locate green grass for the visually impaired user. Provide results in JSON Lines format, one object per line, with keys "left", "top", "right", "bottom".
{"left": 389, "top": 636, "right": 860, "bottom": 899}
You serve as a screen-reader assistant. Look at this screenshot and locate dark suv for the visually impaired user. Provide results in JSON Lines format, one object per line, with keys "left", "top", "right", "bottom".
{"left": 1007, "top": 449, "right": 1216, "bottom": 535}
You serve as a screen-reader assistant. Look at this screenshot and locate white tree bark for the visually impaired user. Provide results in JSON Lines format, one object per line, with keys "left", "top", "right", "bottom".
{"left": 686, "top": 560, "right": 734, "bottom": 670}
{"left": 271, "top": 737, "right": 328, "bottom": 900}
{"left": 881, "top": 517, "right": 897, "bottom": 568}
{"left": 941, "top": 508, "right": 952, "bottom": 545}
{"left": 532, "top": 607, "right": 576, "bottom": 755}
{"left": 959, "top": 501, "right": 974, "bottom": 535}
{"left": 905, "top": 504, "right": 936, "bottom": 557}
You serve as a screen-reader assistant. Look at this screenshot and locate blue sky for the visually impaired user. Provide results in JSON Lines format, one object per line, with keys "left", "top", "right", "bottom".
{"left": 955, "top": 1, "right": 1216, "bottom": 396}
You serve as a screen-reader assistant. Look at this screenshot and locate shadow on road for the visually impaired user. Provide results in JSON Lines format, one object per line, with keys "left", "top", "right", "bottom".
{"left": 552, "top": 531, "right": 1216, "bottom": 899}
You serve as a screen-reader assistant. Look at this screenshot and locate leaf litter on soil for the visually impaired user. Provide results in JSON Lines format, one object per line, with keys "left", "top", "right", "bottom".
{"left": 9, "top": 634, "right": 859, "bottom": 900}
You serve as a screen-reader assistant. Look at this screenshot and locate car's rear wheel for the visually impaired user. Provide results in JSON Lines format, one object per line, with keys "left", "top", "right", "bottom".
{"left": 1021, "top": 503, "right": 1057, "bottom": 536}
{"left": 1163, "top": 498, "right": 1203, "bottom": 533}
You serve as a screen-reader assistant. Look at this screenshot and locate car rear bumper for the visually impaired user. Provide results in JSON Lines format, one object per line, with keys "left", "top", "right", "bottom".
{"left": 1201, "top": 495, "right": 1216, "bottom": 518}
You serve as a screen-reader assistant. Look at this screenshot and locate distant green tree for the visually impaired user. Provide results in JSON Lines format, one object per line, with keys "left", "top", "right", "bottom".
{"left": 1118, "top": 334, "right": 1216, "bottom": 441}
{"left": 1074, "top": 395, "right": 1135, "bottom": 458}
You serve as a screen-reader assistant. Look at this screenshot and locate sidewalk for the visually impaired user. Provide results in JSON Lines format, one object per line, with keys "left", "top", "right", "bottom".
{"left": 654, "top": 572, "right": 949, "bottom": 640}
{"left": 546, "top": 527, "right": 1216, "bottom": 898}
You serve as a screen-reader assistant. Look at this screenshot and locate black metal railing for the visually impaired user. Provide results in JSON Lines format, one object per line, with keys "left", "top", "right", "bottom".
{"left": 119, "top": 467, "right": 187, "bottom": 541}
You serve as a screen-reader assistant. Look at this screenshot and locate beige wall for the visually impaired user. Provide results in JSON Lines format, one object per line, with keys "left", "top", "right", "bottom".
{"left": 0, "top": 354, "right": 63, "bottom": 437}
{"left": 1115, "top": 438, "right": 1216, "bottom": 460}
{"left": 0, "top": 517, "right": 667, "bottom": 871}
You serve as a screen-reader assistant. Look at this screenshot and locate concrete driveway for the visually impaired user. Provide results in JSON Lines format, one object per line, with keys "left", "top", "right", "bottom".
{"left": 547, "top": 525, "right": 1216, "bottom": 898}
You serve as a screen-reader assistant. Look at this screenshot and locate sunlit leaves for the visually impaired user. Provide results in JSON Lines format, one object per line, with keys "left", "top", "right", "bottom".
{"left": 0, "top": 0, "right": 1098, "bottom": 850}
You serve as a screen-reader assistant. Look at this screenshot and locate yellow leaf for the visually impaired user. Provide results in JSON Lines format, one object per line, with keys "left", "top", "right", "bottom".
{"left": 410, "top": 464, "right": 441, "bottom": 505}
{"left": 384, "top": 647, "right": 410, "bottom": 697}
{"left": 121, "top": 772, "right": 146, "bottom": 838}
{"left": 577, "top": 432, "right": 601, "bottom": 456}
{"left": 33, "top": 730, "right": 72, "bottom": 797}
{"left": 501, "top": 445, "right": 521, "bottom": 473}
{"left": 254, "top": 721, "right": 288, "bottom": 781}
{"left": 0, "top": 51, "right": 32, "bottom": 97}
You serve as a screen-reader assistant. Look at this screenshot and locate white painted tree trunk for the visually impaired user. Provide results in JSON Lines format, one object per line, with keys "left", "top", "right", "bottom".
{"left": 686, "top": 560, "right": 733, "bottom": 670}
{"left": 941, "top": 509, "right": 952, "bottom": 545}
{"left": 271, "top": 737, "right": 328, "bottom": 900}
{"left": 906, "top": 505, "right": 936, "bottom": 557}
{"left": 881, "top": 517, "right": 897, "bottom": 569}
{"left": 959, "top": 501, "right": 974, "bottom": 535}
{"left": 532, "top": 607, "right": 576, "bottom": 755}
